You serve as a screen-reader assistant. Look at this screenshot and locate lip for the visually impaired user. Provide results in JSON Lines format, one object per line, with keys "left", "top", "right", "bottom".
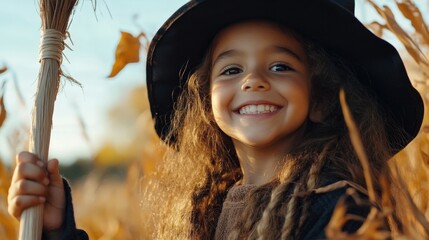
{"left": 233, "top": 100, "right": 282, "bottom": 113}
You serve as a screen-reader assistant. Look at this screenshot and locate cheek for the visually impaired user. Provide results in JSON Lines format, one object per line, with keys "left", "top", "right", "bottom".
{"left": 278, "top": 79, "right": 310, "bottom": 99}
{"left": 211, "top": 97, "right": 222, "bottom": 122}
{"left": 210, "top": 83, "right": 233, "bottom": 123}
{"left": 294, "top": 90, "right": 311, "bottom": 115}
{"left": 211, "top": 88, "right": 225, "bottom": 121}
{"left": 282, "top": 82, "right": 311, "bottom": 116}
{"left": 294, "top": 87, "right": 310, "bottom": 106}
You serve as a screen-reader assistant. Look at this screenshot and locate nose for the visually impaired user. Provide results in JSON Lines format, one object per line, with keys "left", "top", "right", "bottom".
{"left": 241, "top": 73, "right": 270, "bottom": 91}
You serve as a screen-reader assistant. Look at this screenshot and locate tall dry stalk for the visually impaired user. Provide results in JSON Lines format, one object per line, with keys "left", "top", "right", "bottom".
{"left": 326, "top": 1, "right": 429, "bottom": 238}
{"left": 20, "top": 1, "right": 78, "bottom": 239}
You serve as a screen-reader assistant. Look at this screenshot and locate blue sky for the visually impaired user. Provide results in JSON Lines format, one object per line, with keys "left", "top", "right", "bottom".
{"left": 0, "top": 0, "right": 426, "bottom": 165}
{"left": 0, "top": 0, "right": 187, "bottom": 164}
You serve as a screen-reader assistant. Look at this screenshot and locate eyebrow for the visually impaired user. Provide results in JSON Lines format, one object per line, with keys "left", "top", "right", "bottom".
{"left": 211, "top": 45, "right": 304, "bottom": 66}
{"left": 212, "top": 49, "right": 241, "bottom": 66}
{"left": 271, "top": 46, "right": 303, "bottom": 62}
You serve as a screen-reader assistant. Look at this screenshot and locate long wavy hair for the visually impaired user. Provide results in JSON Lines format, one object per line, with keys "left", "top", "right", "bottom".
{"left": 144, "top": 23, "right": 401, "bottom": 239}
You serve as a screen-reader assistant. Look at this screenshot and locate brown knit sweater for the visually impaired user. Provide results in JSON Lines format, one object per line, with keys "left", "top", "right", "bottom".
{"left": 215, "top": 184, "right": 256, "bottom": 240}
{"left": 213, "top": 180, "right": 369, "bottom": 240}
{"left": 59, "top": 178, "right": 367, "bottom": 240}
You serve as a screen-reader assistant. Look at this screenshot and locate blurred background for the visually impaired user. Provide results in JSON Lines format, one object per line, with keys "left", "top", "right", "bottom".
{"left": 0, "top": 0, "right": 187, "bottom": 166}
{"left": 0, "top": 0, "right": 428, "bottom": 239}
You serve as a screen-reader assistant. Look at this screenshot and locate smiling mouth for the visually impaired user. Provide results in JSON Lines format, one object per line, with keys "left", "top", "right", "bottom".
{"left": 238, "top": 104, "right": 279, "bottom": 115}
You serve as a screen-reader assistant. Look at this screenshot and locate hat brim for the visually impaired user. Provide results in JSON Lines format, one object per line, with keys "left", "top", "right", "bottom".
{"left": 146, "top": 0, "right": 424, "bottom": 151}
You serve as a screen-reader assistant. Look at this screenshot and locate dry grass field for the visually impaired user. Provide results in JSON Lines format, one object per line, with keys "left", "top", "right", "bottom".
{"left": 0, "top": 0, "right": 428, "bottom": 239}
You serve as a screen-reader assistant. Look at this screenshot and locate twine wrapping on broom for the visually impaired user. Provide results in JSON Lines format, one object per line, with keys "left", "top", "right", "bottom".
{"left": 19, "top": 1, "right": 78, "bottom": 240}
{"left": 39, "top": 29, "right": 65, "bottom": 63}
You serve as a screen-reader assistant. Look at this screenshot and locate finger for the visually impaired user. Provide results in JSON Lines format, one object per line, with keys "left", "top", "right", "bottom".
{"left": 12, "top": 179, "right": 49, "bottom": 196}
{"left": 16, "top": 151, "right": 43, "bottom": 165}
{"left": 12, "top": 152, "right": 46, "bottom": 184}
{"left": 47, "top": 159, "right": 63, "bottom": 187}
{"left": 8, "top": 195, "right": 46, "bottom": 219}
{"left": 12, "top": 161, "right": 48, "bottom": 184}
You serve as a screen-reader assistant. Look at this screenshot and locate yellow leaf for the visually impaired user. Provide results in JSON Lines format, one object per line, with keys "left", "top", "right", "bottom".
{"left": 367, "top": 21, "right": 386, "bottom": 37}
{"left": 368, "top": 0, "right": 429, "bottom": 67}
{"left": 0, "top": 96, "right": 6, "bottom": 128}
{"left": 396, "top": 0, "right": 429, "bottom": 47}
{"left": 108, "top": 32, "right": 141, "bottom": 78}
{"left": 0, "top": 82, "right": 6, "bottom": 128}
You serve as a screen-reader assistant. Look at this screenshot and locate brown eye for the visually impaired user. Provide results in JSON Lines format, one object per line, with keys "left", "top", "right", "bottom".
{"left": 221, "top": 66, "right": 242, "bottom": 75}
{"left": 270, "top": 64, "right": 293, "bottom": 72}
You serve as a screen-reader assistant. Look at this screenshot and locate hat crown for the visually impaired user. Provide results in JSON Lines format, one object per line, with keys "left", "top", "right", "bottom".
{"left": 147, "top": 0, "right": 423, "bottom": 152}
{"left": 333, "top": 0, "right": 355, "bottom": 13}
{"left": 194, "top": 0, "right": 355, "bottom": 14}
{"left": 192, "top": 0, "right": 355, "bottom": 14}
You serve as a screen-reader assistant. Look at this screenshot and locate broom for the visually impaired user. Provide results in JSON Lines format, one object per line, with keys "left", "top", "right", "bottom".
{"left": 19, "top": 0, "right": 78, "bottom": 239}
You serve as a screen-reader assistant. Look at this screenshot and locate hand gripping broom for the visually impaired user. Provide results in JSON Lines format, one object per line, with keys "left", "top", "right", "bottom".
{"left": 19, "top": 0, "right": 78, "bottom": 239}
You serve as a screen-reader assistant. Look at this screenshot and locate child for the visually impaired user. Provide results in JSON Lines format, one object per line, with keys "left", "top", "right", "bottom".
{"left": 8, "top": 0, "right": 424, "bottom": 239}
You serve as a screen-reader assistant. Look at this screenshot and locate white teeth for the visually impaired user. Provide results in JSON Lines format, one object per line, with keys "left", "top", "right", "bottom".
{"left": 239, "top": 104, "right": 279, "bottom": 114}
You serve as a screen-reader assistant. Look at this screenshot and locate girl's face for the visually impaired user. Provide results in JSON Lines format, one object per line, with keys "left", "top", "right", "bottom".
{"left": 210, "top": 21, "right": 311, "bottom": 151}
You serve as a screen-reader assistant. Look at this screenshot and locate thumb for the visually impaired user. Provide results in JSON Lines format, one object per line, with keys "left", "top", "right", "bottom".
{"left": 47, "top": 159, "right": 63, "bottom": 187}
